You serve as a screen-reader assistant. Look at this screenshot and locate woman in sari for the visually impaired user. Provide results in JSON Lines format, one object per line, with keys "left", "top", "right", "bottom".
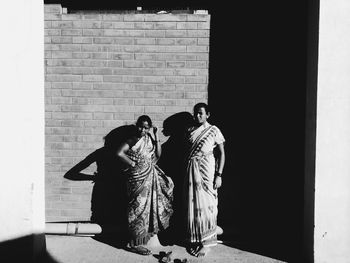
{"left": 116, "top": 115, "right": 174, "bottom": 255}
{"left": 184, "top": 103, "right": 226, "bottom": 257}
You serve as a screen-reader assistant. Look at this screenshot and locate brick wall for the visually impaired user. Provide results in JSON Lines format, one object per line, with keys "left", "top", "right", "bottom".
{"left": 44, "top": 4, "right": 210, "bottom": 222}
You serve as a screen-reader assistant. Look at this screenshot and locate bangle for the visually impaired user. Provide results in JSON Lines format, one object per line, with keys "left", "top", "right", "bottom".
{"left": 215, "top": 171, "right": 222, "bottom": 177}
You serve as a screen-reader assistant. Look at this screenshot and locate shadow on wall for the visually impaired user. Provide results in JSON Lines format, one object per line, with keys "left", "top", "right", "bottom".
{"left": 157, "top": 111, "right": 194, "bottom": 245}
{"left": 63, "top": 124, "right": 136, "bottom": 241}
{"left": 0, "top": 234, "right": 59, "bottom": 263}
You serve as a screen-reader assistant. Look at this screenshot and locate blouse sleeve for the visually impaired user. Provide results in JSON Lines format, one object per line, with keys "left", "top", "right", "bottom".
{"left": 214, "top": 126, "right": 225, "bottom": 145}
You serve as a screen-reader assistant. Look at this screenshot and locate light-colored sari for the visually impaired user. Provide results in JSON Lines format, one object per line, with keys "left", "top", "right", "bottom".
{"left": 184, "top": 122, "right": 225, "bottom": 247}
{"left": 125, "top": 134, "right": 174, "bottom": 246}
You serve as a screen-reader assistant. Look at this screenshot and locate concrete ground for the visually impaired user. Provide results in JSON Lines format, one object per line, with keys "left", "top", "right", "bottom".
{"left": 46, "top": 234, "right": 286, "bottom": 263}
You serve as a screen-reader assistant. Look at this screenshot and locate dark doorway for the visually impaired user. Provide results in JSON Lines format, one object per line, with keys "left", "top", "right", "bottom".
{"left": 208, "top": 1, "right": 309, "bottom": 262}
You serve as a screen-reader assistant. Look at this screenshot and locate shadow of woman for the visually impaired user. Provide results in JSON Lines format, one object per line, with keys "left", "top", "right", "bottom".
{"left": 64, "top": 124, "right": 136, "bottom": 249}
{"left": 156, "top": 111, "right": 194, "bottom": 246}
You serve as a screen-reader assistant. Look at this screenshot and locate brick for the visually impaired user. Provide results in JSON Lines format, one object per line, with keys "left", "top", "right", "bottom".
{"left": 123, "top": 91, "right": 145, "bottom": 97}
{"left": 58, "top": 44, "right": 81, "bottom": 51}
{"left": 187, "top": 61, "right": 207, "bottom": 68}
{"left": 109, "top": 53, "right": 134, "bottom": 60}
{"left": 165, "top": 76, "right": 185, "bottom": 84}
{"left": 135, "top": 38, "right": 156, "bottom": 45}
{"left": 143, "top": 61, "right": 165, "bottom": 68}
{"left": 113, "top": 98, "right": 134, "bottom": 105}
{"left": 187, "top": 46, "right": 209, "bottom": 53}
{"left": 145, "top": 30, "right": 165, "bottom": 38}
{"left": 187, "top": 15, "right": 210, "bottom": 22}
{"left": 61, "top": 120, "right": 83, "bottom": 127}
{"left": 104, "top": 29, "right": 144, "bottom": 37}
{"left": 167, "top": 62, "right": 186, "bottom": 68}
{"left": 144, "top": 14, "right": 187, "bottom": 22}
{"left": 52, "top": 97, "right": 72, "bottom": 104}
{"left": 155, "top": 99, "right": 176, "bottom": 106}
{"left": 187, "top": 30, "right": 209, "bottom": 37}
{"left": 82, "top": 75, "right": 103, "bottom": 82}
{"left": 197, "top": 21, "right": 211, "bottom": 29}
{"left": 72, "top": 113, "right": 93, "bottom": 120}
{"left": 134, "top": 22, "right": 154, "bottom": 29}
{"left": 185, "top": 92, "right": 208, "bottom": 99}
{"left": 102, "top": 14, "right": 123, "bottom": 21}
{"left": 134, "top": 99, "right": 156, "bottom": 106}
{"left": 72, "top": 83, "right": 93, "bottom": 90}
{"left": 61, "top": 14, "right": 82, "bottom": 20}
{"left": 82, "top": 14, "right": 102, "bottom": 20}
{"left": 174, "top": 69, "right": 197, "bottom": 76}
{"left": 46, "top": 119, "right": 61, "bottom": 127}
{"left": 84, "top": 120, "right": 103, "bottom": 127}
{"left": 103, "top": 105, "right": 144, "bottom": 113}
{"left": 91, "top": 98, "right": 113, "bottom": 105}
{"left": 176, "top": 22, "right": 197, "bottom": 30}
{"left": 124, "top": 60, "right": 144, "bottom": 68}
{"left": 51, "top": 37, "right": 72, "bottom": 44}
{"left": 123, "top": 14, "right": 145, "bottom": 22}
{"left": 144, "top": 106, "right": 165, "bottom": 113}
{"left": 102, "top": 76, "right": 123, "bottom": 83}
{"left": 112, "top": 22, "right": 135, "bottom": 29}
{"left": 93, "top": 112, "right": 114, "bottom": 120}
{"left": 114, "top": 112, "right": 135, "bottom": 120}
{"left": 44, "top": 21, "right": 52, "bottom": 28}
{"left": 52, "top": 51, "right": 73, "bottom": 59}
{"left": 142, "top": 76, "right": 164, "bottom": 83}
{"left": 156, "top": 38, "right": 175, "bottom": 45}
{"left": 73, "top": 37, "right": 93, "bottom": 44}
{"left": 165, "top": 30, "right": 187, "bottom": 38}
{"left": 61, "top": 29, "right": 82, "bottom": 36}
{"left": 44, "top": 14, "right": 61, "bottom": 20}
{"left": 45, "top": 5, "right": 62, "bottom": 14}
{"left": 46, "top": 74, "right": 81, "bottom": 82}
{"left": 185, "top": 76, "right": 207, "bottom": 84}
{"left": 114, "top": 38, "right": 134, "bottom": 45}
{"left": 73, "top": 21, "right": 101, "bottom": 28}
{"left": 155, "top": 85, "right": 175, "bottom": 91}
{"left": 83, "top": 29, "right": 104, "bottom": 37}
{"left": 45, "top": 29, "right": 60, "bottom": 36}
{"left": 154, "top": 22, "right": 177, "bottom": 30}
{"left": 52, "top": 21, "right": 73, "bottom": 28}
{"left": 176, "top": 38, "right": 197, "bottom": 45}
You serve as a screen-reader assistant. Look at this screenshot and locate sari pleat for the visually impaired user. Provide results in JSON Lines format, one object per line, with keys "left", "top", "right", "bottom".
{"left": 125, "top": 134, "right": 174, "bottom": 246}
{"left": 185, "top": 123, "right": 225, "bottom": 247}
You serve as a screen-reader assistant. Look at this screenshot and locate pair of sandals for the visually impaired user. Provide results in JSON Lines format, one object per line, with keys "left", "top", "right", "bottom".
{"left": 127, "top": 245, "right": 152, "bottom": 255}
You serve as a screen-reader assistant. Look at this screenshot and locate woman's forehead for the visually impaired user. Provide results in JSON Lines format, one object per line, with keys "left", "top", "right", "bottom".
{"left": 139, "top": 121, "right": 150, "bottom": 128}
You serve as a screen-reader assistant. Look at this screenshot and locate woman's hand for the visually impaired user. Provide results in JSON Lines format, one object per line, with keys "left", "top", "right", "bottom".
{"left": 213, "top": 175, "right": 222, "bottom": 190}
{"left": 152, "top": 126, "right": 158, "bottom": 137}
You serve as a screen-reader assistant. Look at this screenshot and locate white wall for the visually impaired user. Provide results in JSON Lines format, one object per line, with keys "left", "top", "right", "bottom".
{"left": 0, "top": 0, "right": 45, "bottom": 246}
{"left": 315, "top": 0, "right": 350, "bottom": 262}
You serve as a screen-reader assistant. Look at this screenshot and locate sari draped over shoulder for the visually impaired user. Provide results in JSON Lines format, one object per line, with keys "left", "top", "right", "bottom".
{"left": 184, "top": 123, "right": 225, "bottom": 247}
{"left": 124, "top": 134, "right": 174, "bottom": 246}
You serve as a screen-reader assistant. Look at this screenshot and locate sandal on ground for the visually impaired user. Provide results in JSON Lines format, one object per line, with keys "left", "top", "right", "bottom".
{"left": 127, "top": 245, "right": 152, "bottom": 255}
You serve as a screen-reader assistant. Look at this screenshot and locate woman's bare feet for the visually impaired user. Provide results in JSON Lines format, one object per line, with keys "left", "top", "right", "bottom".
{"left": 195, "top": 245, "right": 210, "bottom": 257}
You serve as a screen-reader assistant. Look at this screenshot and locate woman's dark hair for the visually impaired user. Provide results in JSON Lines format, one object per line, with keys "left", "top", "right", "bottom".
{"left": 136, "top": 115, "right": 152, "bottom": 127}
{"left": 193, "top": 102, "right": 210, "bottom": 114}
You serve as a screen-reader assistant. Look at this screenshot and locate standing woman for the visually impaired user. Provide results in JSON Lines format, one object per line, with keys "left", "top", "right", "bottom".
{"left": 116, "top": 115, "right": 174, "bottom": 255}
{"left": 184, "top": 103, "right": 225, "bottom": 257}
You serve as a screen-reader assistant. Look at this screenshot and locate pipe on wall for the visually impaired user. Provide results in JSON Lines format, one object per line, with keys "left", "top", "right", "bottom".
{"left": 45, "top": 223, "right": 102, "bottom": 235}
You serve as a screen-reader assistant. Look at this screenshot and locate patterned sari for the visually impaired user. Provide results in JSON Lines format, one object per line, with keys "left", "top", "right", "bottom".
{"left": 124, "top": 134, "right": 174, "bottom": 246}
{"left": 184, "top": 122, "right": 225, "bottom": 247}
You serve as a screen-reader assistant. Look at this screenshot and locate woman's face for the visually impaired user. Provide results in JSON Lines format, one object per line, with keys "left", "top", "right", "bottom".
{"left": 194, "top": 107, "right": 209, "bottom": 125}
{"left": 137, "top": 121, "right": 151, "bottom": 137}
